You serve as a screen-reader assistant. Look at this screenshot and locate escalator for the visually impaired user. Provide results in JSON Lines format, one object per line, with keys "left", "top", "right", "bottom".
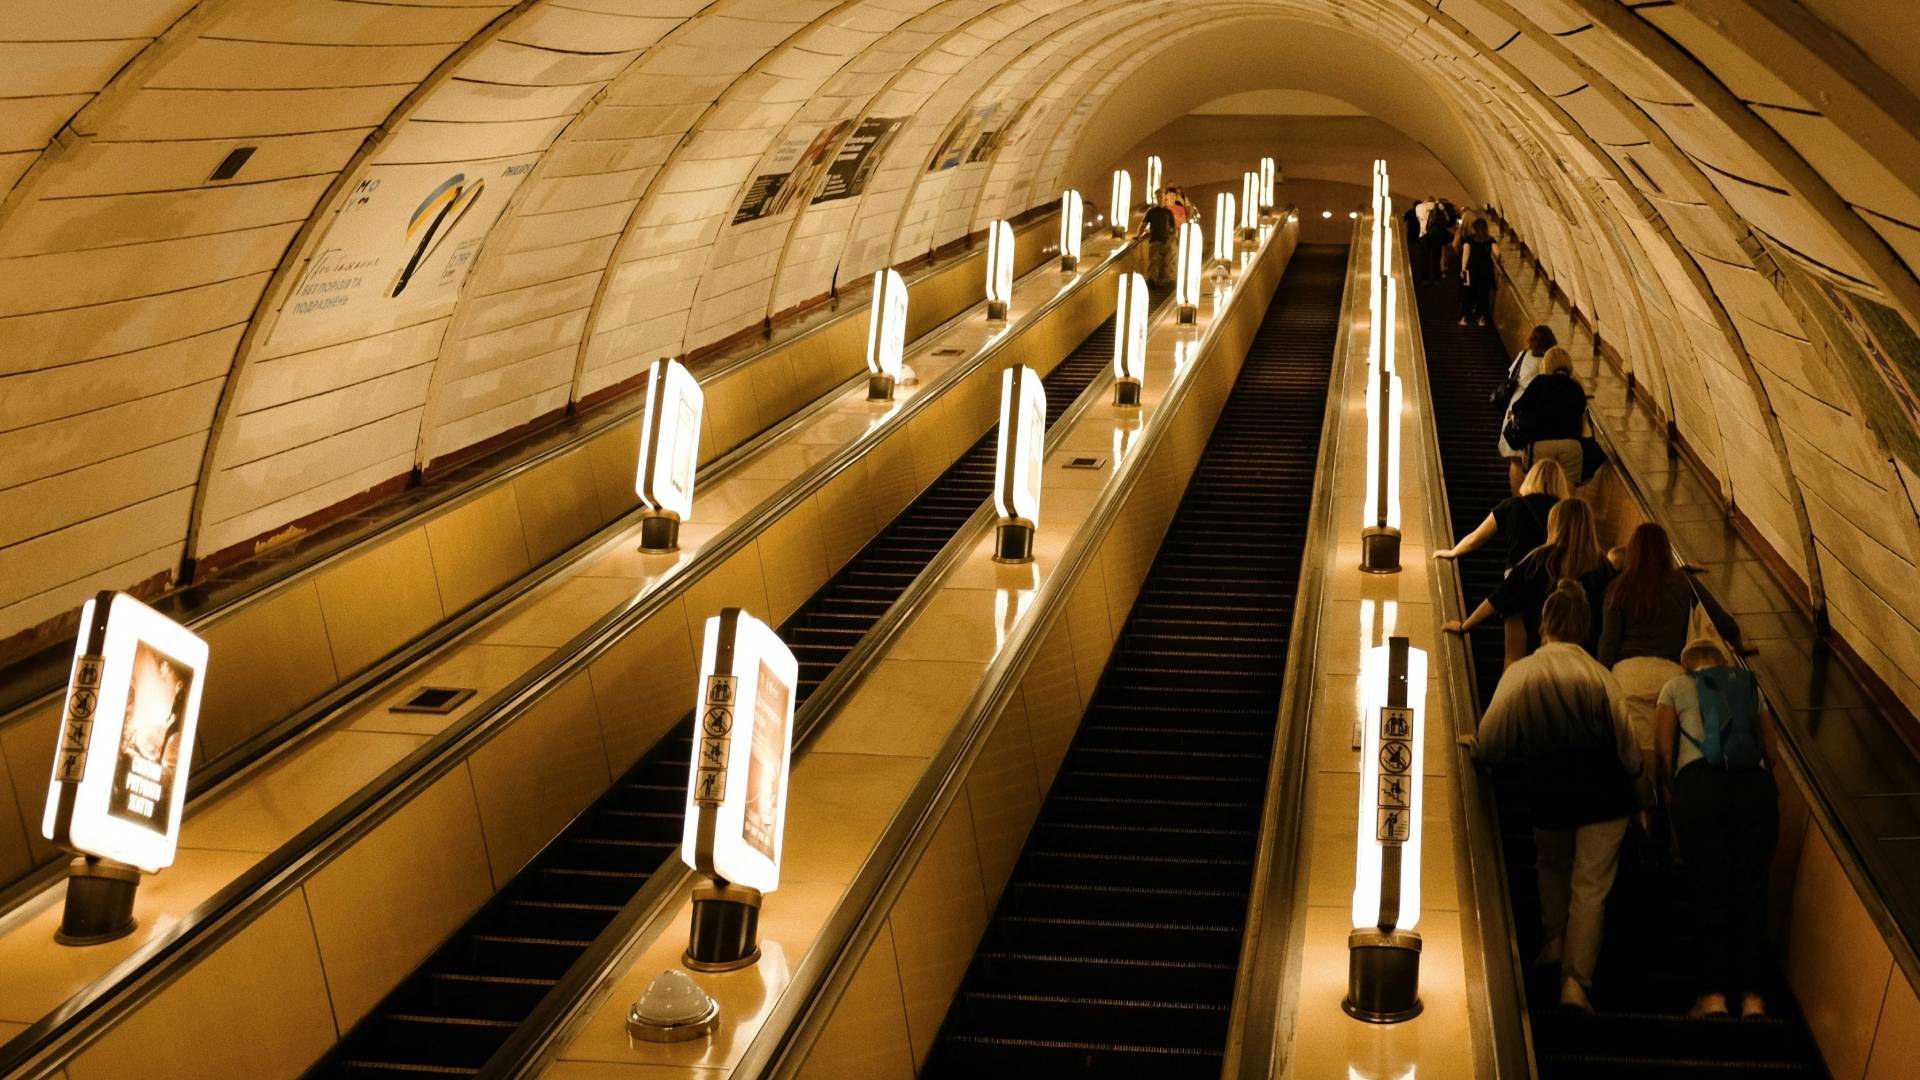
{"left": 306, "top": 284, "right": 1172, "bottom": 1078}
{"left": 1416, "top": 276, "right": 1826, "bottom": 1077}
{"left": 923, "top": 245, "right": 1346, "bottom": 1078}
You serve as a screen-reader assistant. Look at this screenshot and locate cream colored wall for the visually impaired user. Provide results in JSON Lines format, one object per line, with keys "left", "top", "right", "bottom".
{"left": 6, "top": 0, "right": 1920, "bottom": 723}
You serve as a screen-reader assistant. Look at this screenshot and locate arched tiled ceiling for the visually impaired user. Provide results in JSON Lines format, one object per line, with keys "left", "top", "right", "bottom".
{"left": 6, "top": 0, "right": 1920, "bottom": 713}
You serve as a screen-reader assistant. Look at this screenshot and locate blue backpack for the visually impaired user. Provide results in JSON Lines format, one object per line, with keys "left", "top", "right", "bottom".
{"left": 1679, "top": 667, "right": 1765, "bottom": 770}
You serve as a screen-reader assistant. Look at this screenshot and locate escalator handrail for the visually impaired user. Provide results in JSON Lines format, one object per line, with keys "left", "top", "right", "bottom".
{"left": 1218, "top": 228, "right": 1355, "bottom": 1079}
{"left": 1489, "top": 242, "right": 1920, "bottom": 995}
{"left": 739, "top": 217, "right": 1297, "bottom": 1080}
{"left": 0, "top": 231, "right": 1136, "bottom": 1080}
{"left": 1405, "top": 230, "right": 1539, "bottom": 1079}
{"left": 475, "top": 232, "right": 1190, "bottom": 1080}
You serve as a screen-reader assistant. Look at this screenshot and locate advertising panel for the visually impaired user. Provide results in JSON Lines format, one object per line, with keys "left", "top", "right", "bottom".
{"left": 813, "top": 116, "right": 905, "bottom": 204}
{"left": 866, "top": 269, "right": 908, "bottom": 379}
{"left": 681, "top": 609, "right": 797, "bottom": 893}
{"left": 43, "top": 592, "right": 209, "bottom": 873}
{"left": 734, "top": 120, "right": 852, "bottom": 224}
{"left": 636, "top": 357, "right": 704, "bottom": 519}
{"left": 994, "top": 365, "right": 1047, "bottom": 524}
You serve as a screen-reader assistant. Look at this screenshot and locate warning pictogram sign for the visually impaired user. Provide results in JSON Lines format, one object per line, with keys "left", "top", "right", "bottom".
{"left": 1375, "top": 705, "right": 1414, "bottom": 844}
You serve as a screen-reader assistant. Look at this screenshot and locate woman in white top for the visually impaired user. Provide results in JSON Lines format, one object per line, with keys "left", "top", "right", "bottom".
{"left": 1498, "top": 325, "right": 1558, "bottom": 493}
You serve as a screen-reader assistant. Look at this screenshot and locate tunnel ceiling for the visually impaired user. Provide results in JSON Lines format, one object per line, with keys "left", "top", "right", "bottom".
{"left": 6, "top": 0, "right": 1920, "bottom": 715}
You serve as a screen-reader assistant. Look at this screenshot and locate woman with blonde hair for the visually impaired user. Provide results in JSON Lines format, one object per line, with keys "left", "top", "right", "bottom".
{"left": 1468, "top": 579, "right": 1653, "bottom": 1012}
{"left": 1436, "top": 458, "right": 1570, "bottom": 571}
{"left": 1445, "top": 497, "right": 1612, "bottom": 665}
{"left": 1506, "top": 345, "right": 1587, "bottom": 493}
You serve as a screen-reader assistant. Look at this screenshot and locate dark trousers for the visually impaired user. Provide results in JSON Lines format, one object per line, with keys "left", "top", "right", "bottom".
{"left": 1670, "top": 762, "right": 1779, "bottom": 997}
{"left": 1460, "top": 277, "right": 1492, "bottom": 320}
{"left": 1419, "top": 235, "right": 1444, "bottom": 281}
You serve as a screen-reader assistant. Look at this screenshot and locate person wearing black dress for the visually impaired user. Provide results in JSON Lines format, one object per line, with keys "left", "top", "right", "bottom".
{"left": 1459, "top": 218, "right": 1499, "bottom": 325}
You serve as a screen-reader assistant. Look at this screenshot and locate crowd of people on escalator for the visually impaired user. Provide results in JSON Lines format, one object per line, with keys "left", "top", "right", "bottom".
{"left": 1435, "top": 322, "right": 1780, "bottom": 1024}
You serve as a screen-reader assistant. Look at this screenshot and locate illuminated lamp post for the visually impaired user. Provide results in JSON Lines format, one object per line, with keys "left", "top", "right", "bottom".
{"left": 866, "top": 268, "right": 908, "bottom": 401}
{"left": 985, "top": 219, "right": 1014, "bottom": 322}
{"left": 1240, "top": 171, "right": 1260, "bottom": 238}
{"left": 636, "top": 357, "right": 704, "bottom": 552}
{"left": 1347, "top": 636, "right": 1428, "bottom": 1022}
{"left": 992, "top": 365, "right": 1046, "bottom": 563}
{"left": 678, "top": 607, "right": 798, "bottom": 974}
{"left": 1361, "top": 278, "right": 1403, "bottom": 573}
{"left": 1175, "top": 221, "right": 1203, "bottom": 325}
{"left": 1260, "top": 156, "right": 1278, "bottom": 215}
{"left": 1113, "top": 272, "right": 1148, "bottom": 407}
{"left": 1059, "top": 190, "right": 1084, "bottom": 272}
{"left": 1110, "top": 170, "right": 1132, "bottom": 238}
{"left": 1146, "top": 154, "right": 1162, "bottom": 203}
{"left": 1213, "top": 191, "right": 1236, "bottom": 273}
{"left": 43, "top": 592, "right": 209, "bottom": 945}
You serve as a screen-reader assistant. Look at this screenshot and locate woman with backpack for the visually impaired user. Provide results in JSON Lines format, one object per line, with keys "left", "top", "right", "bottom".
{"left": 1655, "top": 638, "right": 1778, "bottom": 1021}
{"left": 1467, "top": 580, "right": 1654, "bottom": 1012}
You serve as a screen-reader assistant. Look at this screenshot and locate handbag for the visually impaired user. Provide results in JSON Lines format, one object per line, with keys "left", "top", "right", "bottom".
{"left": 1488, "top": 350, "right": 1525, "bottom": 409}
{"left": 1577, "top": 408, "right": 1606, "bottom": 482}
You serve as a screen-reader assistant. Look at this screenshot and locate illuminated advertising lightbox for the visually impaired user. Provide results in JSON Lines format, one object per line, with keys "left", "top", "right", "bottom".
{"left": 43, "top": 592, "right": 208, "bottom": 873}
{"left": 985, "top": 219, "right": 1015, "bottom": 314}
{"left": 1213, "top": 192, "right": 1236, "bottom": 264}
{"left": 1176, "top": 222, "right": 1203, "bottom": 312}
{"left": 867, "top": 268, "right": 908, "bottom": 380}
{"left": 1146, "top": 155, "right": 1161, "bottom": 201}
{"left": 1110, "top": 170, "right": 1132, "bottom": 237}
{"left": 681, "top": 608, "right": 798, "bottom": 893}
{"left": 1352, "top": 639, "right": 1427, "bottom": 931}
{"left": 994, "top": 365, "right": 1047, "bottom": 525}
{"left": 1114, "top": 272, "right": 1148, "bottom": 385}
{"left": 636, "top": 357, "right": 704, "bottom": 520}
{"left": 1059, "top": 190, "right": 1083, "bottom": 264}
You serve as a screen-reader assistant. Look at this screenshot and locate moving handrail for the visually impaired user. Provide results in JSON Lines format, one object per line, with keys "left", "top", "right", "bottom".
{"left": 0, "top": 211, "right": 1061, "bottom": 906}
{"left": 736, "top": 220, "right": 1296, "bottom": 1080}
{"left": 1216, "top": 225, "right": 1356, "bottom": 1079}
{"left": 0, "top": 232, "right": 1137, "bottom": 1080}
{"left": 477, "top": 234, "right": 1189, "bottom": 1080}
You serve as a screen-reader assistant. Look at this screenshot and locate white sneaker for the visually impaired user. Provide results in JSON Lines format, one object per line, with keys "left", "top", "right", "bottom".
{"left": 1559, "top": 978, "right": 1593, "bottom": 1012}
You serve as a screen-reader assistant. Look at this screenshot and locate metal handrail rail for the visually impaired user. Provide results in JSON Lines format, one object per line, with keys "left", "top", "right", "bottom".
{"left": 1406, "top": 239, "right": 1537, "bottom": 1079}
{"left": 1498, "top": 257, "right": 1920, "bottom": 995}
{"left": 1218, "top": 226, "right": 1356, "bottom": 1079}
{"left": 0, "top": 228, "right": 1131, "bottom": 1080}
{"left": 0, "top": 211, "right": 1059, "bottom": 724}
{"left": 477, "top": 240, "right": 1192, "bottom": 1080}
{"left": 737, "top": 218, "right": 1298, "bottom": 1080}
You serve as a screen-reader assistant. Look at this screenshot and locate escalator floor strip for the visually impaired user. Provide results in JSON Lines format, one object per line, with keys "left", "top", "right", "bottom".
{"left": 304, "top": 287, "right": 1172, "bottom": 1079}
{"left": 1413, "top": 273, "right": 1825, "bottom": 1077}
{"left": 924, "top": 244, "right": 1347, "bottom": 1079}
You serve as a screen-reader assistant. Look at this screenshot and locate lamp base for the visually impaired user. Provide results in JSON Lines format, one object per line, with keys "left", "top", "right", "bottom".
{"left": 684, "top": 882, "right": 763, "bottom": 972}
{"left": 639, "top": 512, "right": 681, "bottom": 553}
{"left": 1177, "top": 304, "right": 1197, "bottom": 325}
{"left": 993, "top": 521, "right": 1035, "bottom": 564}
{"left": 56, "top": 856, "right": 139, "bottom": 946}
{"left": 1344, "top": 927, "right": 1422, "bottom": 1023}
{"left": 1061, "top": 255, "right": 1079, "bottom": 274}
{"left": 1115, "top": 380, "right": 1141, "bottom": 408}
{"left": 868, "top": 373, "right": 896, "bottom": 402}
{"left": 1360, "top": 525, "right": 1402, "bottom": 574}
{"left": 986, "top": 300, "right": 1008, "bottom": 322}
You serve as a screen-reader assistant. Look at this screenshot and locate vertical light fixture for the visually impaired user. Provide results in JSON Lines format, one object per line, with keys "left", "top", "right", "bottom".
{"left": 1110, "top": 169, "right": 1132, "bottom": 238}
{"left": 1213, "top": 191, "right": 1236, "bottom": 268}
{"left": 992, "top": 365, "right": 1046, "bottom": 562}
{"left": 43, "top": 591, "right": 208, "bottom": 945}
{"left": 1240, "top": 171, "right": 1260, "bottom": 237}
{"left": 1175, "top": 221, "right": 1203, "bottom": 324}
{"left": 1146, "top": 155, "right": 1162, "bottom": 203}
{"left": 1361, "top": 160, "right": 1402, "bottom": 574}
{"left": 680, "top": 608, "right": 797, "bottom": 973}
{"left": 985, "top": 219, "right": 1014, "bottom": 322}
{"left": 1346, "top": 636, "right": 1428, "bottom": 1022}
{"left": 1059, "top": 190, "right": 1083, "bottom": 272}
{"left": 1260, "top": 156, "right": 1278, "bottom": 213}
{"left": 1113, "top": 272, "right": 1147, "bottom": 407}
{"left": 866, "top": 268, "right": 908, "bottom": 401}
{"left": 636, "top": 357, "right": 704, "bottom": 552}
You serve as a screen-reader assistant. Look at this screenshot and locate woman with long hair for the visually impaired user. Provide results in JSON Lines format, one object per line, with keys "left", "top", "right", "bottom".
{"left": 1444, "top": 497, "right": 1612, "bottom": 666}
{"left": 1435, "top": 457, "right": 1570, "bottom": 571}
{"left": 1468, "top": 580, "right": 1654, "bottom": 1012}
{"left": 1601, "top": 521, "right": 1696, "bottom": 750}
